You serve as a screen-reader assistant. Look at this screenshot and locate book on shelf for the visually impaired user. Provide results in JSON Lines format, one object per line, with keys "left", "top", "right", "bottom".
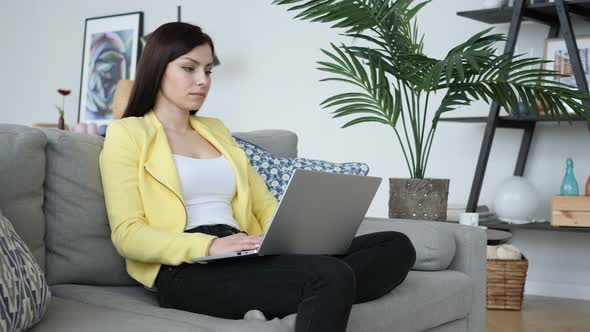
{"left": 447, "top": 204, "right": 497, "bottom": 222}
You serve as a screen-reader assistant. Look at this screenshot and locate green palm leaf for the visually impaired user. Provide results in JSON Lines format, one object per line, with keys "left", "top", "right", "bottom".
{"left": 431, "top": 51, "right": 590, "bottom": 125}
{"left": 273, "top": 0, "right": 406, "bottom": 29}
{"left": 275, "top": 0, "right": 590, "bottom": 178}
{"left": 316, "top": 44, "right": 398, "bottom": 127}
{"left": 429, "top": 28, "right": 504, "bottom": 88}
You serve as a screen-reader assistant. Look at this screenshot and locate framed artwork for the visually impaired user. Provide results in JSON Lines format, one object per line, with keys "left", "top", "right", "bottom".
{"left": 544, "top": 36, "right": 590, "bottom": 89}
{"left": 78, "top": 12, "right": 143, "bottom": 125}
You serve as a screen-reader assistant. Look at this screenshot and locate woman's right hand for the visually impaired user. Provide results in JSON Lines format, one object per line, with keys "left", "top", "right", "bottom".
{"left": 208, "top": 233, "right": 262, "bottom": 256}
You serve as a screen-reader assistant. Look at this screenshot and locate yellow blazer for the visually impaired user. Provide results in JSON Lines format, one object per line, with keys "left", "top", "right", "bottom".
{"left": 99, "top": 111, "right": 278, "bottom": 288}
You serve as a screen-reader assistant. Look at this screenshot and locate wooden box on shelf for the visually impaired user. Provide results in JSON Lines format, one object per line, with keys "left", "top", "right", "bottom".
{"left": 551, "top": 196, "right": 590, "bottom": 228}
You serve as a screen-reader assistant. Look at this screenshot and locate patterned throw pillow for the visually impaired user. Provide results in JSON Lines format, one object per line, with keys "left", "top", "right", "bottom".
{"left": 233, "top": 137, "right": 369, "bottom": 201}
{"left": 0, "top": 209, "right": 50, "bottom": 332}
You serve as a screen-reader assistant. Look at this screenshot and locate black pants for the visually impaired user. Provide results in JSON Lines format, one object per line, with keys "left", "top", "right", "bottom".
{"left": 156, "top": 225, "right": 416, "bottom": 332}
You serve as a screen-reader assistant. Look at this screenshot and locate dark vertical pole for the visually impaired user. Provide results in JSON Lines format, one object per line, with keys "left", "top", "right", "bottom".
{"left": 177, "top": 5, "right": 182, "bottom": 22}
{"left": 555, "top": 0, "right": 590, "bottom": 96}
{"left": 466, "top": 0, "right": 526, "bottom": 212}
{"left": 555, "top": 0, "right": 590, "bottom": 134}
{"left": 514, "top": 122, "right": 535, "bottom": 176}
{"left": 513, "top": 25, "right": 561, "bottom": 176}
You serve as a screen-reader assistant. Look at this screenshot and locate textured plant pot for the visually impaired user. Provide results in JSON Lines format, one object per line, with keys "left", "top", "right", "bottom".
{"left": 389, "top": 178, "right": 450, "bottom": 222}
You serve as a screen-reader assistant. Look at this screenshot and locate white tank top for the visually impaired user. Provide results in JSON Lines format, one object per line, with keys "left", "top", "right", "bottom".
{"left": 173, "top": 154, "right": 241, "bottom": 231}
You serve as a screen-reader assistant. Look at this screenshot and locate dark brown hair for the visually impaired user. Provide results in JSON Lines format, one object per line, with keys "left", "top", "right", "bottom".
{"left": 121, "top": 22, "right": 215, "bottom": 118}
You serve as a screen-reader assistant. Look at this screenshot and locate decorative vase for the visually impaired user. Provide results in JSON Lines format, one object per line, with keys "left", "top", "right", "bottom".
{"left": 560, "top": 158, "right": 579, "bottom": 196}
{"left": 57, "top": 115, "right": 65, "bottom": 130}
{"left": 389, "top": 178, "right": 450, "bottom": 222}
{"left": 511, "top": 100, "right": 528, "bottom": 116}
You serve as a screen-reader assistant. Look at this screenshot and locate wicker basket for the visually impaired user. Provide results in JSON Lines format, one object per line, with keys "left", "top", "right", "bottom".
{"left": 486, "top": 255, "right": 528, "bottom": 310}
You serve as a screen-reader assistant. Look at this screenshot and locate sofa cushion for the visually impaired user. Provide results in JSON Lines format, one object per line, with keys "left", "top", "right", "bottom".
{"left": 0, "top": 209, "right": 51, "bottom": 332}
{"left": 357, "top": 218, "right": 456, "bottom": 271}
{"left": 41, "top": 129, "right": 135, "bottom": 286}
{"left": 50, "top": 269, "right": 471, "bottom": 332}
{"left": 0, "top": 125, "right": 46, "bottom": 271}
{"left": 233, "top": 130, "right": 298, "bottom": 158}
{"left": 347, "top": 270, "right": 472, "bottom": 332}
{"left": 234, "top": 137, "right": 369, "bottom": 200}
{"left": 29, "top": 296, "right": 216, "bottom": 332}
{"left": 49, "top": 285, "right": 295, "bottom": 332}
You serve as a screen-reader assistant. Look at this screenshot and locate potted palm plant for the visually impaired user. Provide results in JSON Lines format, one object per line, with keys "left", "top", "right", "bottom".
{"left": 273, "top": 0, "right": 590, "bottom": 221}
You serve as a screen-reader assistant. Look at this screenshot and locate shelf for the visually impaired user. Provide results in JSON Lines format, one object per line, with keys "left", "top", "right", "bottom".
{"left": 439, "top": 114, "right": 587, "bottom": 127}
{"left": 457, "top": 0, "right": 590, "bottom": 25}
{"left": 366, "top": 216, "right": 590, "bottom": 233}
{"left": 454, "top": 0, "right": 590, "bottom": 223}
{"left": 479, "top": 219, "right": 590, "bottom": 233}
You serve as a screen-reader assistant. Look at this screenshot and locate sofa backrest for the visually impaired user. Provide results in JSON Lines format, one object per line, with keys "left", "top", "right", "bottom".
{"left": 0, "top": 123, "right": 298, "bottom": 286}
{"left": 0, "top": 125, "right": 47, "bottom": 272}
{"left": 233, "top": 130, "right": 298, "bottom": 158}
{"left": 40, "top": 128, "right": 136, "bottom": 286}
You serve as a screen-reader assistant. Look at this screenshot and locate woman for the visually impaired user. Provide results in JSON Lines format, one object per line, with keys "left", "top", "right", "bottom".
{"left": 99, "top": 22, "right": 416, "bottom": 332}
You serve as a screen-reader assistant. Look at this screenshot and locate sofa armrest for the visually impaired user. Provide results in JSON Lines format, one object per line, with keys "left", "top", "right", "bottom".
{"left": 361, "top": 217, "right": 486, "bottom": 332}
{"left": 446, "top": 223, "right": 486, "bottom": 332}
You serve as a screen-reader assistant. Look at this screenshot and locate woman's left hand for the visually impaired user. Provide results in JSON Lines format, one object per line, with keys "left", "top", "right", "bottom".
{"left": 208, "top": 233, "right": 263, "bottom": 256}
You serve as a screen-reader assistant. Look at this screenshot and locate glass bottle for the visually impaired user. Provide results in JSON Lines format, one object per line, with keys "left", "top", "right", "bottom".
{"left": 560, "top": 158, "right": 579, "bottom": 196}
{"left": 57, "top": 113, "right": 65, "bottom": 130}
{"left": 585, "top": 176, "right": 590, "bottom": 196}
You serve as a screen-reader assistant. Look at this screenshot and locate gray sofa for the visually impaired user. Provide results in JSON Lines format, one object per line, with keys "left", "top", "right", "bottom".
{"left": 0, "top": 123, "right": 486, "bottom": 332}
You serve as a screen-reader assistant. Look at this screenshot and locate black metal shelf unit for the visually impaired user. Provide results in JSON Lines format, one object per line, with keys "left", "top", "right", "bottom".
{"left": 440, "top": 114, "right": 585, "bottom": 127}
{"left": 478, "top": 220, "right": 590, "bottom": 233}
{"left": 451, "top": 0, "right": 590, "bottom": 232}
{"left": 457, "top": 0, "right": 590, "bottom": 25}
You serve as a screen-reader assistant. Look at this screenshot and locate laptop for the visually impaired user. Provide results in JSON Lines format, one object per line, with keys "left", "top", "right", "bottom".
{"left": 192, "top": 169, "right": 382, "bottom": 262}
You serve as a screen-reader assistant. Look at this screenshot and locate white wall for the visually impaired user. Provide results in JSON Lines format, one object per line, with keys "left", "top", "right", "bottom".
{"left": 2, "top": 0, "right": 589, "bottom": 300}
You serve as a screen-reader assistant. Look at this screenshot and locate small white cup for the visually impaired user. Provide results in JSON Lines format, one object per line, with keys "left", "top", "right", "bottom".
{"left": 459, "top": 213, "right": 479, "bottom": 227}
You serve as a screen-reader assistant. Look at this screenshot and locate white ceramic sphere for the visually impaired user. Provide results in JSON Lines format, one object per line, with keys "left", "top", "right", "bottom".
{"left": 493, "top": 176, "right": 540, "bottom": 224}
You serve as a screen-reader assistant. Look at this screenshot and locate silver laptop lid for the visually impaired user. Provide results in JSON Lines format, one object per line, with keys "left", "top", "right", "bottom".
{"left": 258, "top": 169, "right": 381, "bottom": 256}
